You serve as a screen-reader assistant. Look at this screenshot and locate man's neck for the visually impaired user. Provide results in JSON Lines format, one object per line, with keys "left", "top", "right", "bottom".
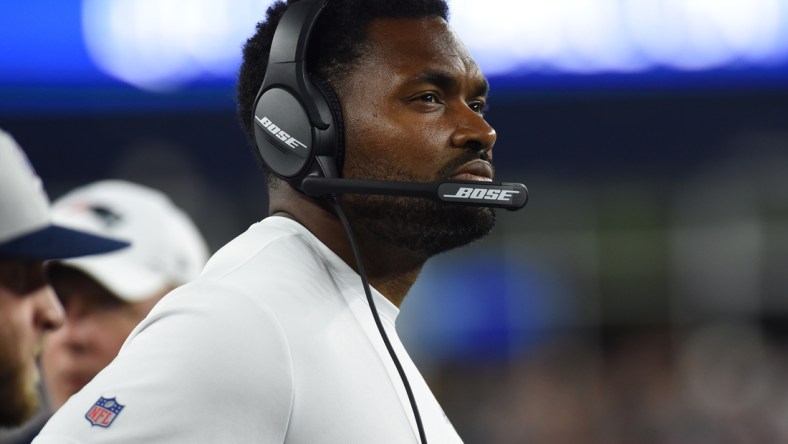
{"left": 269, "top": 188, "right": 425, "bottom": 307}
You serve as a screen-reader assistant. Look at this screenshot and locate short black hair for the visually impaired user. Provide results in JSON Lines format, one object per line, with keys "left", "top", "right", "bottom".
{"left": 236, "top": 0, "right": 450, "bottom": 178}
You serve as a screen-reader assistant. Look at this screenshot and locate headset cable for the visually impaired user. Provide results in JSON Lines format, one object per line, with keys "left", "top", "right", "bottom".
{"left": 330, "top": 196, "right": 428, "bottom": 444}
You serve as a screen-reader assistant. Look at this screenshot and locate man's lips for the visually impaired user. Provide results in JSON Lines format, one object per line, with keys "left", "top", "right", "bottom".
{"left": 450, "top": 160, "right": 494, "bottom": 182}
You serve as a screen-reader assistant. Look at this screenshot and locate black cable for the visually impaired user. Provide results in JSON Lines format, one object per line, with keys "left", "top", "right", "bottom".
{"left": 330, "top": 196, "right": 428, "bottom": 444}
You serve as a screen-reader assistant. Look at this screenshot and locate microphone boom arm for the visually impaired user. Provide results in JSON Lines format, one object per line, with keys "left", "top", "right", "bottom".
{"left": 301, "top": 177, "right": 528, "bottom": 211}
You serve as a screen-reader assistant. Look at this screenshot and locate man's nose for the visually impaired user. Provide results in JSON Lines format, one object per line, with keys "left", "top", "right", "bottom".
{"left": 450, "top": 108, "right": 497, "bottom": 155}
{"left": 34, "top": 285, "right": 65, "bottom": 332}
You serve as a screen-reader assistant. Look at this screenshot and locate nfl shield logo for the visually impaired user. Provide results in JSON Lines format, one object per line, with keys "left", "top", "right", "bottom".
{"left": 85, "top": 397, "right": 125, "bottom": 428}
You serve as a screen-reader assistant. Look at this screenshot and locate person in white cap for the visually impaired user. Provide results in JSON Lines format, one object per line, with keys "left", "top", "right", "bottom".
{"left": 39, "top": 180, "right": 209, "bottom": 410}
{"left": 0, "top": 130, "right": 128, "bottom": 429}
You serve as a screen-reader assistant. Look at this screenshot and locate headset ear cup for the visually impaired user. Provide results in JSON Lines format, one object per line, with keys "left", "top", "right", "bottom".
{"left": 310, "top": 76, "right": 345, "bottom": 176}
{"left": 252, "top": 86, "right": 316, "bottom": 180}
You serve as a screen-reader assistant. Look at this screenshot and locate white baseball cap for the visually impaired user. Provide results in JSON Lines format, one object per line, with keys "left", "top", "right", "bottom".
{"left": 0, "top": 129, "right": 129, "bottom": 259}
{"left": 50, "top": 180, "right": 209, "bottom": 302}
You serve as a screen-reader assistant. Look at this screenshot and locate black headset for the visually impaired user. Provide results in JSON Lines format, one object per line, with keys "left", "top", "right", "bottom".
{"left": 252, "top": 0, "right": 342, "bottom": 190}
{"left": 251, "top": 0, "right": 528, "bottom": 211}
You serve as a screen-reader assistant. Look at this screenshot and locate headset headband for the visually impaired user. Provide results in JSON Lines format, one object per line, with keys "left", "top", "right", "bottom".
{"left": 264, "top": 0, "right": 330, "bottom": 129}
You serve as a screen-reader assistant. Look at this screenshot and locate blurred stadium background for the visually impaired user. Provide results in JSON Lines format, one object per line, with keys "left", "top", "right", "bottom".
{"left": 2, "top": 0, "right": 788, "bottom": 442}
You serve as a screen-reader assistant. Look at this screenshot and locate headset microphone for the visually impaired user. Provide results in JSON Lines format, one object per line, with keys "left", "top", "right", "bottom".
{"left": 301, "top": 177, "right": 529, "bottom": 210}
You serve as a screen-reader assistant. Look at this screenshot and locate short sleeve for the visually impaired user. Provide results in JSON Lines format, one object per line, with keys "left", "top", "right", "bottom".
{"left": 34, "top": 283, "right": 294, "bottom": 444}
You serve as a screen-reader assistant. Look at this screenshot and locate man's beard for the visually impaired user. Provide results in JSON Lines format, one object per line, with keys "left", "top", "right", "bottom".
{"left": 0, "top": 345, "right": 39, "bottom": 427}
{"left": 340, "top": 152, "right": 496, "bottom": 258}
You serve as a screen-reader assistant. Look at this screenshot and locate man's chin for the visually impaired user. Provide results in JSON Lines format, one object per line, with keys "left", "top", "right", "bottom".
{"left": 341, "top": 194, "right": 496, "bottom": 257}
{"left": 0, "top": 361, "right": 40, "bottom": 427}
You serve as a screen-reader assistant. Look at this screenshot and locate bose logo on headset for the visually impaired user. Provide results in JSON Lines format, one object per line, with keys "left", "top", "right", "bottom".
{"left": 442, "top": 187, "right": 520, "bottom": 202}
{"left": 255, "top": 116, "right": 309, "bottom": 151}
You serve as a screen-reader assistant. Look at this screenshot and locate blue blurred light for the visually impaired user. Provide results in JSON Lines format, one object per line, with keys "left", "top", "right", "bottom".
{"left": 450, "top": 0, "right": 788, "bottom": 75}
{"left": 399, "top": 253, "right": 567, "bottom": 361}
{"left": 0, "top": 0, "right": 105, "bottom": 84}
{"left": 1, "top": 0, "right": 788, "bottom": 112}
{"left": 80, "top": 0, "right": 272, "bottom": 91}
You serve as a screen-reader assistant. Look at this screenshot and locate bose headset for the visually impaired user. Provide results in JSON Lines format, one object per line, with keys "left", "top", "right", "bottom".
{"left": 252, "top": 0, "right": 528, "bottom": 442}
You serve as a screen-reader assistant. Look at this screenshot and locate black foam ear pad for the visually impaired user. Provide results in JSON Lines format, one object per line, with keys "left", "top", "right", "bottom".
{"left": 309, "top": 75, "right": 345, "bottom": 176}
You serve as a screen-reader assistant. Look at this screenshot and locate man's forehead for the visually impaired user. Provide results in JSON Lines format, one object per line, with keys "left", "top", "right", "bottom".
{"left": 361, "top": 17, "right": 487, "bottom": 87}
{"left": 365, "top": 17, "right": 467, "bottom": 57}
{"left": 49, "top": 265, "right": 119, "bottom": 303}
{"left": 404, "top": 67, "right": 489, "bottom": 97}
{"left": 0, "top": 259, "right": 44, "bottom": 281}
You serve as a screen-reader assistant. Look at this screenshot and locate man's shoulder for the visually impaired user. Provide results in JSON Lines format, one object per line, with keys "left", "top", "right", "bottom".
{"left": 202, "top": 216, "right": 324, "bottom": 279}
{"left": 165, "top": 216, "right": 343, "bottom": 312}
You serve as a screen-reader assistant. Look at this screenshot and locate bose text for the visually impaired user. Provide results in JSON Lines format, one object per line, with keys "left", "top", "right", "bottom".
{"left": 256, "top": 116, "right": 308, "bottom": 151}
{"left": 442, "top": 187, "right": 519, "bottom": 202}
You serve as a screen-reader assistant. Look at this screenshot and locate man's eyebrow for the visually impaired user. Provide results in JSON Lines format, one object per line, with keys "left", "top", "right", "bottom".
{"left": 408, "top": 69, "right": 490, "bottom": 97}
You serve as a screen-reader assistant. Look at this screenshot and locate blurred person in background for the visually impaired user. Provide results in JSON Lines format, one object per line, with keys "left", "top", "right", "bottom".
{"left": 3, "top": 180, "right": 209, "bottom": 444}
{"left": 0, "top": 131, "right": 128, "bottom": 430}
{"left": 41, "top": 180, "right": 209, "bottom": 411}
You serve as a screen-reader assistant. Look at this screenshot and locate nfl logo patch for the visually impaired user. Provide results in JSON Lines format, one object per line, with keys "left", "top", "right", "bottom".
{"left": 85, "top": 397, "right": 125, "bottom": 428}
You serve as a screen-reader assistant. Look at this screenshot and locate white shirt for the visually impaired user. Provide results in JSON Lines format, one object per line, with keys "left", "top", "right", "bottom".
{"left": 34, "top": 216, "right": 462, "bottom": 443}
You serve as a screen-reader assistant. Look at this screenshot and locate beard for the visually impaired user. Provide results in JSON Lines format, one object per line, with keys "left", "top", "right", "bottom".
{"left": 0, "top": 344, "right": 39, "bottom": 427}
{"left": 339, "top": 152, "right": 496, "bottom": 258}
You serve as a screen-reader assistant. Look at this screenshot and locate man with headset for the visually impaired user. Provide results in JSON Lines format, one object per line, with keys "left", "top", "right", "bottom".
{"left": 35, "top": 0, "right": 524, "bottom": 442}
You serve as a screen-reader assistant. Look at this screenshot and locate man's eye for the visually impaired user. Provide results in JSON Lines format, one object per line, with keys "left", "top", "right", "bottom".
{"left": 420, "top": 93, "right": 439, "bottom": 103}
{"left": 0, "top": 260, "right": 45, "bottom": 295}
{"left": 469, "top": 101, "right": 487, "bottom": 115}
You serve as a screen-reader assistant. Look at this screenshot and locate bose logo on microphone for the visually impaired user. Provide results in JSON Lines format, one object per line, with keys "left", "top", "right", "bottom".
{"left": 443, "top": 187, "right": 520, "bottom": 202}
{"left": 255, "top": 116, "right": 308, "bottom": 151}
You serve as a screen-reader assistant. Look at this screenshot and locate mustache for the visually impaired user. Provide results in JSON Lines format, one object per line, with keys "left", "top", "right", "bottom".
{"left": 435, "top": 151, "right": 493, "bottom": 181}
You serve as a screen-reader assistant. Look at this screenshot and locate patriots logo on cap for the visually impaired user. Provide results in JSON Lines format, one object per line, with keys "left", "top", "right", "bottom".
{"left": 85, "top": 396, "right": 125, "bottom": 428}
{"left": 89, "top": 205, "right": 123, "bottom": 228}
